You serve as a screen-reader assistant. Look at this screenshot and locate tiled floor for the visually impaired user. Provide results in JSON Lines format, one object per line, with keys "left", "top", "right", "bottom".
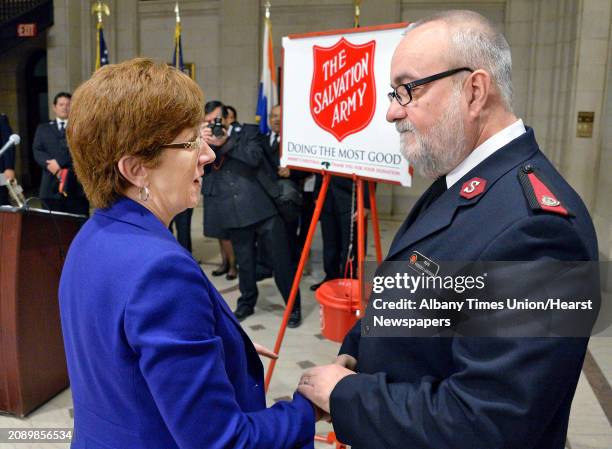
{"left": 0, "top": 205, "right": 610, "bottom": 448}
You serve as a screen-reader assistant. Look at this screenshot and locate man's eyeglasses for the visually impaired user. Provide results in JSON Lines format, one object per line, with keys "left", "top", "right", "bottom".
{"left": 387, "top": 67, "right": 473, "bottom": 106}
{"left": 161, "top": 136, "right": 204, "bottom": 152}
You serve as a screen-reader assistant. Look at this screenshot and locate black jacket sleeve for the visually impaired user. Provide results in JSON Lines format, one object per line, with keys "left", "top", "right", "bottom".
{"left": 0, "top": 115, "right": 15, "bottom": 171}
{"left": 32, "top": 125, "right": 51, "bottom": 169}
{"left": 338, "top": 320, "right": 361, "bottom": 360}
{"left": 225, "top": 125, "right": 265, "bottom": 169}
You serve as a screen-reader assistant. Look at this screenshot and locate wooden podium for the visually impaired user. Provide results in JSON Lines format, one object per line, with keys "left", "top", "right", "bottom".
{"left": 0, "top": 206, "right": 84, "bottom": 416}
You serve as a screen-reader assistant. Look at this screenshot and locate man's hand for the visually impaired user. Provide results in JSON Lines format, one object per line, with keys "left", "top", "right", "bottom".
{"left": 298, "top": 364, "right": 355, "bottom": 413}
{"left": 3, "top": 169, "right": 15, "bottom": 181}
{"left": 278, "top": 167, "right": 290, "bottom": 178}
{"left": 252, "top": 342, "right": 278, "bottom": 360}
{"left": 352, "top": 208, "right": 370, "bottom": 222}
{"left": 46, "top": 159, "right": 61, "bottom": 176}
{"left": 335, "top": 354, "right": 357, "bottom": 371}
{"left": 312, "top": 403, "right": 331, "bottom": 422}
{"left": 201, "top": 124, "right": 228, "bottom": 147}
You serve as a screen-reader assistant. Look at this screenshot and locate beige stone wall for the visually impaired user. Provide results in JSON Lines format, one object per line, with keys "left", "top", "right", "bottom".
{"left": 138, "top": 0, "right": 221, "bottom": 101}
{"left": 592, "top": 2, "right": 612, "bottom": 260}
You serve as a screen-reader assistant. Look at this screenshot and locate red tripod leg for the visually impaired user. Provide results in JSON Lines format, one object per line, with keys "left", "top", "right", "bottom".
{"left": 368, "top": 181, "right": 382, "bottom": 264}
{"left": 264, "top": 173, "right": 331, "bottom": 391}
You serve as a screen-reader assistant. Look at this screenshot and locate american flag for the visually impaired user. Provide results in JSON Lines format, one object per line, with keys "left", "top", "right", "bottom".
{"left": 95, "top": 22, "right": 109, "bottom": 70}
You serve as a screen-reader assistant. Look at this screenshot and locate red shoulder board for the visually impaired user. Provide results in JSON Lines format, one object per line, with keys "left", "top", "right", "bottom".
{"left": 518, "top": 164, "right": 572, "bottom": 217}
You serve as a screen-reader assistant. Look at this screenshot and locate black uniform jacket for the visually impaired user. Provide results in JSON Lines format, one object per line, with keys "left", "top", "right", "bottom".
{"left": 329, "top": 128, "right": 598, "bottom": 449}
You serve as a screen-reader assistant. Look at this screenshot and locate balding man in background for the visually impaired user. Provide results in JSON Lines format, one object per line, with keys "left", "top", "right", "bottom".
{"left": 299, "top": 10, "right": 597, "bottom": 449}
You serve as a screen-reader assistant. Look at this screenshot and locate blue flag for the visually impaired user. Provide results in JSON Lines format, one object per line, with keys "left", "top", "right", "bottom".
{"left": 95, "top": 23, "right": 109, "bottom": 70}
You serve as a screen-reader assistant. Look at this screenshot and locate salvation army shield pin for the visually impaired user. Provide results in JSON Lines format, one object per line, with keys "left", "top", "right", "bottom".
{"left": 460, "top": 177, "right": 487, "bottom": 199}
{"left": 310, "top": 37, "right": 376, "bottom": 142}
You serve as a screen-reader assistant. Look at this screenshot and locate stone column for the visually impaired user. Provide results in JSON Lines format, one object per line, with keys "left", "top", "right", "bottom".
{"left": 559, "top": 0, "right": 611, "bottom": 209}
{"left": 590, "top": 2, "right": 612, "bottom": 259}
{"left": 115, "top": 0, "right": 140, "bottom": 62}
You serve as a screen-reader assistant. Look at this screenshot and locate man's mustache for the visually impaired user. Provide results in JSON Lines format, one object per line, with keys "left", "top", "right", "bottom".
{"left": 396, "top": 120, "right": 416, "bottom": 133}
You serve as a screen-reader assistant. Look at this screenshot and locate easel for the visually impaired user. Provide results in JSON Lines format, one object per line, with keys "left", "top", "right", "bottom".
{"left": 263, "top": 171, "right": 383, "bottom": 447}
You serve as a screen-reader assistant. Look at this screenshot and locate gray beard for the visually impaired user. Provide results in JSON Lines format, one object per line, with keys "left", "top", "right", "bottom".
{"left": 396, "top": 89, "right": 467, "bottom": 179}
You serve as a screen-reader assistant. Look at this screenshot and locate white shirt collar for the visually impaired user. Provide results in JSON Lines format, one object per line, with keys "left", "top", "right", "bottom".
{"left": 270, "top": 132, "right": 279, "bottom": 146}
{"left": 446, "top": 119, "right": 526, "bottom": 189}
{"left": 56, "top": 118, "right": 67, "bottom": 128}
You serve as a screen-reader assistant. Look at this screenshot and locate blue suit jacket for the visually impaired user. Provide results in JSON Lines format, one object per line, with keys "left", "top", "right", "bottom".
{"left": 59, "top": 197, "right": 314, "bottom": 449}
{"left": 329, "top": 129, "right": 598, "bottom": 449}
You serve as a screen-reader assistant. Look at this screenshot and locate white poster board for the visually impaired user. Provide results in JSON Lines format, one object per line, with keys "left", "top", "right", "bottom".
{"left": 281, "top": 23, "right": 411, "bottom": 186}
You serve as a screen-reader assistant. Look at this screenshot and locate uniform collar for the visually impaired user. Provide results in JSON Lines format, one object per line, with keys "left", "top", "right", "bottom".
{"left": 95, "top": 196, "right": 175, "bottom": 240}
{"left": 446, "top": 119, "right": 526, "bottom": 189}
{"left": 388, "top": 127, "right": 538, "bottom": 260}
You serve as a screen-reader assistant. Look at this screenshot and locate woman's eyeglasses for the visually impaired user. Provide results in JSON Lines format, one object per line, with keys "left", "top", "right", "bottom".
{"left": 161, "top": 136, "right": 204, "bottom": 152}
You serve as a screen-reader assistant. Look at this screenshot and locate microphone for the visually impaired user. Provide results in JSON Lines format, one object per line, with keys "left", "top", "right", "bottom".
{"left": 0, "top": 134, "right": 20, "bottom": 158}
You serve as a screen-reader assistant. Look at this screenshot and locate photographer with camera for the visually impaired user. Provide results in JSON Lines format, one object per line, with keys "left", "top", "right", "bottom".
{"left": 201, "top": 101, "right": 302, "bottom": 327}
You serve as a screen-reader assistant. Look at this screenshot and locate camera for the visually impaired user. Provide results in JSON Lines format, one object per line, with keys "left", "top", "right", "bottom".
{"left": 208, "top": 117, "right": 225, "bottom": 138}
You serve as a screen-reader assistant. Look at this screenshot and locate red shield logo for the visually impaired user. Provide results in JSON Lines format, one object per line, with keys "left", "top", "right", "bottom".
{"left": 310, "top": 38, "right": 376, "bottom": 142}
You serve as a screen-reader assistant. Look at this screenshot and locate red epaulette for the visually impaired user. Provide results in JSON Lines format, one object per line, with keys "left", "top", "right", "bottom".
{"left": 518, "top": 164, "right": 572, "bottom": 217}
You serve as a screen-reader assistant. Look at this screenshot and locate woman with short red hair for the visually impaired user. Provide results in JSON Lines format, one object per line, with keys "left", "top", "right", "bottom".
{"left": 60, "top": 58, "right": 317, "bottom": 449}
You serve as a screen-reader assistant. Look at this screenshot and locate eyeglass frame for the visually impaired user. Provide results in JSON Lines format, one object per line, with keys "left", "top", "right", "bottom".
{"left": 387, "top": 67, "right": 474, "bottom": 106}
{"left": 160, "top": 136, "right": 205, "bottom": 152}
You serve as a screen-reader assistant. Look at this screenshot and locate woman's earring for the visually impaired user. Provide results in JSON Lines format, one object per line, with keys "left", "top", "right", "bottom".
{"left": 138, "top": 185, "right": 150, "bottom": 202}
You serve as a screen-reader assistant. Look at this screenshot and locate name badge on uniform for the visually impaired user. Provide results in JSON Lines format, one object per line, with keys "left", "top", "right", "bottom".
{"left": 408, "top": 251, "right": 440, "bottom": 277}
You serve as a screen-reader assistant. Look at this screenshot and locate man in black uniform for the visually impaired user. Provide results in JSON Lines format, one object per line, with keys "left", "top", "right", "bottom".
{"left": 298, "top": 10, "right": 598, "bottom": 449}
{"left": 261, "top": 104, "right": 309, "bottom": 265}
{"left": 32, "top": 92, "right": 89, "bottom": 215}
{"left": 202, "top": 101, "right": 302, "bottom": 327}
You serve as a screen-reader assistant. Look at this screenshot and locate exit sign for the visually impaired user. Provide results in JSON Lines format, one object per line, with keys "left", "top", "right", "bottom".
{"left": 17, "top": 23, "right": 37, "bottom": 37}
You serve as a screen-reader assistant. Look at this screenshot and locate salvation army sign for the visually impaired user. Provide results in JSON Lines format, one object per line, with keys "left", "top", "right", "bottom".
{"left": 282, "top": 23, "right": 411, "bottom": 186}
{"left": 310, "top": 38, "right": 376, "bottom": 142}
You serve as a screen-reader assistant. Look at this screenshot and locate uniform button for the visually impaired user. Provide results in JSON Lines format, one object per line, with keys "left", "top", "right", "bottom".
{"left": 234, "top": 194, "right": 237, "bottom": 198}
{"left": 522, "top": 164, "right": 533, "bottom": 173}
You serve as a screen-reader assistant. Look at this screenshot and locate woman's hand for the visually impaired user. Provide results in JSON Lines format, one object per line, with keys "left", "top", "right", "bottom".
{"left": 253, "top": 342, "right": 278, "bottom": 360}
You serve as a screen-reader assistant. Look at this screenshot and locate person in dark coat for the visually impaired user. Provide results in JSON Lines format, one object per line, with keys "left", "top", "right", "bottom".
{"left": 202, "top": 101, "right": 302, "bottom": 327}
{"left": 32, "top": 92, "right": 89, "bottom": 215}
{"left": 259, "top": 104, "right": 310, "bottom": 269}
{"left": 0, "top": 114, "right": 16, "bottom": 205}
{"left": 310, "top": 176, "right": 370, "bottom": 291}
{"left": 298, "top": 11, "right": 598, "bottom": 449}
{"left": 201, "top": 102, "right": 237, "bottom": 279}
